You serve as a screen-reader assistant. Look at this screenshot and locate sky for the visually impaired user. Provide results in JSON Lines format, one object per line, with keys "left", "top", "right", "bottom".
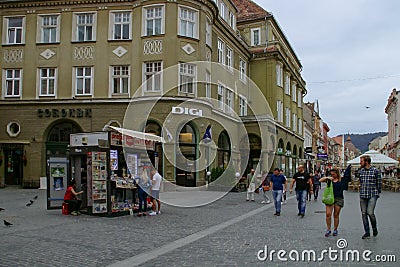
{"left": 256, "top": 0, "right": 400, "bottom": 136}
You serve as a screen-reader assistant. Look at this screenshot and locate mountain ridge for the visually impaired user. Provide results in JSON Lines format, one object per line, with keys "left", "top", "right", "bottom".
{"left": 336, "top": 132, "right": 388, "bottom": 153}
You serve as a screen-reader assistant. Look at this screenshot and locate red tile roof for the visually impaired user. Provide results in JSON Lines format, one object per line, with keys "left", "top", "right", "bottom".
{"left": 231, "top": 0, "right": 271, "bottom": 22}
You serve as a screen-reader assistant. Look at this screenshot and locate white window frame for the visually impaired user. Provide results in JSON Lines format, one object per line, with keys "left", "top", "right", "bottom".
{"left": 205, "top": 70, "right": 211, "bottom": 99}
{"left": 226, "top": 46, "right": 233, "bottom": 71}
{"left": 298, "top": 118, "right": 303, "bottom": 135}
{"left": 284, "top": 73, "right": 290, "bottom": 95}
{"left": 73, "top": 66, "right": 93, "bottom": 96}
{"left": 3, "top": 69, "right": 22, "bottom": 98}
{"left": 277, "top": 100, "right": 283, "bottom": 123}
{"left": 285, "top": 107, "right": 291, "bottom": 128}
{"left": 206, "top": 16, "right": 212, "bottom": 47}
{"left": 143, "top": 61, "right": 163, "bottom": 93}
{"left": 217, "top": 38, "right": 225, "bottom": 65}
{"left": 239, "top": 95, "right": 247, "bottom": 116}
{"left": 110, "top": 65, "right": 130, "bottom": 95}
{"left": 239, "top": 58, "right": 247, "bottom": 83}
{"left": 179, "top": 63, "right": 196, "bottom": 95}
{"left": 292, "top": 82, "right": 297, "bottom": 102}
{"left": 292, "top": 113, "right": 297, "bottom": 132}
{"left": 142, "top": 5, "right": 165, "bottom": 36}
{"left": 217, "top": 83, "right": 225, "bottom": 111}
{"left": 72, "top": 12, "right": 97, "bottom": 42}
{"left": 229, "top": 11, "right": 235, "bottom": 30}
{"left": 276, "top": 62, "right": 283, "bottom": 87}
{"left": 298, "top": 90, "right": 302, "bottom": 108}
{"left": 3, "top": 16, "right": 25, "bottom": 44}
{"left": 220, "top": 2, "right": 226, "bottom": 20}
{"left": 109, "top": 11, "right": 132, "bottom": 40}
{"left": 37, "top": 14, "right": 60, "bottom": 43}
{"left": 178, "top": 6, "right": 199, "bottom": 39}
{"left": 38, "top": 67, "right": 57, "bottom": 97}
{"left": 226, "top": 88, "right": 233, "bottom": 113}
{"left": 251, "top": 28, "right": 260, "bottom": 46}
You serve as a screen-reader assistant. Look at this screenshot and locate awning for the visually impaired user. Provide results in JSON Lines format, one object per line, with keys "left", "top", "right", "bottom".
{"left": 108, "top": 126, "right": 165, "bottom": 143}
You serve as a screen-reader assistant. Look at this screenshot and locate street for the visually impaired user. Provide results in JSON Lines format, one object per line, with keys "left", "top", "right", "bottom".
{"left": 0, "top": 188, "right": 399, "bottom": 267}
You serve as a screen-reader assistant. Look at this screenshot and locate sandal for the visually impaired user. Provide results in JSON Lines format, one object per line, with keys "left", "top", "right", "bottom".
{"left": 325, "top": 230, "right": 331, "bottom": 237}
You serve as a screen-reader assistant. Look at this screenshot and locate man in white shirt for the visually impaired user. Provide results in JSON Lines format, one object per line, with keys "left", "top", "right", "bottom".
{"left": 149, "top": 168, "right": 162, "bottom": 216}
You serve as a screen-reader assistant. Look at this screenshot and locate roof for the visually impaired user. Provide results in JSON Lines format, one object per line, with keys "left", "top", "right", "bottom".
{"left": 231, "top": 0, "right": 271, "bottom": 22}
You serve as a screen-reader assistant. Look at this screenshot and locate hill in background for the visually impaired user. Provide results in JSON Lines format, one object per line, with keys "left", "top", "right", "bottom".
{"left": 337, "top": 132, "right": 388, "bottom": 153}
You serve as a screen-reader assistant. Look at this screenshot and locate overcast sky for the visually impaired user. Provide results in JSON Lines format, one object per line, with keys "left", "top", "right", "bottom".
{"left": 257, "top": 0, "right": 400, "bottom": 136}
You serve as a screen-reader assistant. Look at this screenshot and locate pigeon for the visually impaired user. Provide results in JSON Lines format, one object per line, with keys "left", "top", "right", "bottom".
{"left": 33, "top": 196, "right": 38, "bottom": 200}
{"left": 3, "top": 220, "right": 12, "bottom": 226}
{"left": 29, "top": 200, "right": 34, "bottom": 204}
{"left": 0, "top": 208, "right": 5, "bottom": 212}
{"left": 26, "top": 202, "right": 32, "bottom": 207}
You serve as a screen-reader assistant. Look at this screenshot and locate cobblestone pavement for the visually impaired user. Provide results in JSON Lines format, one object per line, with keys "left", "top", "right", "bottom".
{"left": 0, "top": 188, "right": 399, "bottom": 267}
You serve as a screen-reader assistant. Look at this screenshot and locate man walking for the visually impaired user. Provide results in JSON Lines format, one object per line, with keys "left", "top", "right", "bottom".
{"left": 149, "top": 168, "right": 162, "bottom": 216}
{"left": 246, "top": 169, "right": 256, "bottom": 202}
{"left": 270, "top": 168, "right": 287, "bottom": 216}
{"left": 312, "top": 170, "right": 321, "bottom": 200}
{"left": 359, "top": 155, "right": 382, "bottom": 239}
{"left": 290, "top": 165, "right": 312, "bottom": 218}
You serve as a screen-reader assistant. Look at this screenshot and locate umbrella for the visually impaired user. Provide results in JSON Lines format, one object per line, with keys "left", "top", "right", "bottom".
{"left": 347, "top": 150, "right": 399, "bottom": 166}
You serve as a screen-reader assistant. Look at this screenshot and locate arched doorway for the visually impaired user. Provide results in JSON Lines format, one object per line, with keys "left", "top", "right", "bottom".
{"left": 46, "top": 121, "right": 82, "bottom": 158}
{"left": 247, "top": 134, "right": 261, "bottom": 174}
{"left": 217, "top": 131, "right": 231, "bottom": 169}
{"left": 276, "top": 139, "right": 284, "bottom": 171}
{"left": 144, "top": 121, "right": 163, "bottom": 175}
{"left": 176, "top": 123, "right": 197, "bottom": 187}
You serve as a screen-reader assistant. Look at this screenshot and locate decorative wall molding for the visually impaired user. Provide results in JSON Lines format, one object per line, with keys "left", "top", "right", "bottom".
{"left": 74, "top": 46, "right": 94, "bottom": 60}
{"left": 182, "top": 43, "right": 195, "bottom": 55}
{"left": 3, "top": 49, "right": 24, "bottom": 63}
{"left": 143, "top": 40, "right": 162, "bottom": 55}
{"left": 40, "top": 49, "right": 56, "bottom": 60}
{"left": 112, "top": 46, "right": 127, "bottom": 57}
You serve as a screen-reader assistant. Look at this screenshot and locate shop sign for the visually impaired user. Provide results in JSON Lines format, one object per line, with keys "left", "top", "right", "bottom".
{"left": 37, "top": 108, "right": 92, "bottom": 118}
{"left": 317, "top": 153, "right": 328, "bottom": 160}
{"left": 305, "top": 147, "right": 312, "bottom": 153}
{"left": 111, "top": 132, "right": 154, "bottom": 151}
{"left": 171, "top": 106, "right": 203, "bottom": 117}
{"left": 70, "top": 132, "right": 108, "bottom": 147}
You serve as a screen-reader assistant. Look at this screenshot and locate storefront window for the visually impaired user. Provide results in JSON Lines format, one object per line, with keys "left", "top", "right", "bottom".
{"left": 218, "top": 131, "right": 230, "bottom": 169}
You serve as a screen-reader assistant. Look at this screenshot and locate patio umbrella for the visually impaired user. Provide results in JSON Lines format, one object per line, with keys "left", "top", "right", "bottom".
{"left": 347, "top": 150, "right": 399, "bottom": 166}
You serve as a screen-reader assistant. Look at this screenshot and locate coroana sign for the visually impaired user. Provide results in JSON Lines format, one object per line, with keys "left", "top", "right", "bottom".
{"left": 110, "top": 132, "right": 154, "bottom": 151}
{"left": 171, "top": 106, "right": 203, "bottom": 117}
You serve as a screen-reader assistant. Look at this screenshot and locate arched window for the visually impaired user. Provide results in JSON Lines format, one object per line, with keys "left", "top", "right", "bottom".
{"left": 176, "top": 123, "right": 197, "bottom": 187}
{"left": 218, "top": 131, "right": 231, "bottom": 169}
{"left": 47, "top": 122, "right": 81, "bottom": 142}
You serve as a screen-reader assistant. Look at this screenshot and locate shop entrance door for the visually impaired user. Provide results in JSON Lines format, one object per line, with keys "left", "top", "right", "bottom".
{"left": 4, "top": 145, "right": 23, "bottom": 186}
{"left": 176, "top": 155, "right": 196, "bottom": 187}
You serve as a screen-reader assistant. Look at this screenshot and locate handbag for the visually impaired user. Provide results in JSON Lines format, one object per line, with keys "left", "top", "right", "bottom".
{"left": 262, "top": 185, "right": 270, "bottom": 191}
{"left": 322, "top": 180, "right": 335, "bottom": 205}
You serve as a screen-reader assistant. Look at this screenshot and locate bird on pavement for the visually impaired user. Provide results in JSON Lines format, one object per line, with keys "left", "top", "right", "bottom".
{"left": 0, "top": 208, "right": 5, "bottom": 212}
{"left": 29, "top": 200, "right": 34, "bottom": 204}
{"left": 26, "top": 202, "right": 32, "bottom": 207}
{"left": 3, "top": 220, "right": 12, "bottom": 226}
{"left": 33, "top": 196, "right": 38, "bottom": 200}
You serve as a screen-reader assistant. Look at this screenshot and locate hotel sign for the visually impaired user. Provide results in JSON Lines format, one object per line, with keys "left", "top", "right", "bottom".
{"left": 37, "top": 108, "right": 92, "bottom": 118}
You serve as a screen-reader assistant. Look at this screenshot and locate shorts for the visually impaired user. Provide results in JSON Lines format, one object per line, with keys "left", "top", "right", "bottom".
{"left": 151, "top": 190, "right": 160, "bottom": 200}
{"left": 334, "top": 198, "right": 344, "bottom": 207}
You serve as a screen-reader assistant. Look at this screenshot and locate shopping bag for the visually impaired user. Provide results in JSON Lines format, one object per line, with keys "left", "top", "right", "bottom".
{"left": 322, "top": 181, "right": 334, "bottom": 205}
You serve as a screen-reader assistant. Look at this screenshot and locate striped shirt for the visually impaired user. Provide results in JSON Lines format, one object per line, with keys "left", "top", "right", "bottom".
{"left": 358, "top": 167, "right": 382, "bottom": 199}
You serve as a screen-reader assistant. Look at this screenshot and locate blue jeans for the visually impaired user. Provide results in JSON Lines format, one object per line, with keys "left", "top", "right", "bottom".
{"left": 273, "top": 190, "right": 283, "bottom": 213}
{"left": 360, "top": 196, "right": 378, "bottom": 234}
{"left": 138, "top": 187, "right": 148, "bottom": 213}
{"left": 296, "top": 190, "right": 307, "bottom": 214}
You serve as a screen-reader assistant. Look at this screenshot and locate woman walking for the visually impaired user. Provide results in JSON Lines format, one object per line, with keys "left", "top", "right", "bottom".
{"left": 319, "top": 167, "right": 345, "bottom": 237}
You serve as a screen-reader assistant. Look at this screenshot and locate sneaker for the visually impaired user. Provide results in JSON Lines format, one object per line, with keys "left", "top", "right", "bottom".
{"left": 261, "top": 201, "right": 266, "bottom": 204}
{"left": 297, "top": 213, "right": 301, "bottom": 216}
{"left": 246, "top": 199, "right": 249, "bottom": 202}
{"left": 283, "top": 201, "right": 287, "bottom": 204}
{"left": 137, "top": 213, "right": 142, "bottom": 217}
{"left": 325, "top": 230, "right": 331, "bottom": 237}
{"left": 300, "top": 213, "right": 305, "bottom": 218}
{"left": 156, "top": 211, "right": 161, "bottom": 214}
{"left": 362, "top": 233, "right": 370, "bottom": 239}
{"left": 333, "top": 229, "right": 338, "bottom": 236}
{"left": 143, "top": 213, "right": 147, "bottom": 216}
{"left": 71, "top": 211, "right": 78, "bottom": 216}
{"left": 373, "top": 228, "right": 378, "bottom": 237}
{"left": 251, "top": 200, "right": 255, "bottom": 202}
{"left": 266, "top": 200, "right": 271, "bottom": 204}
{"left": 276, "top": 212, "right": 280, "bottom": 216}
{"left": 149, "top": 211, "right": 157, "bottom": 216}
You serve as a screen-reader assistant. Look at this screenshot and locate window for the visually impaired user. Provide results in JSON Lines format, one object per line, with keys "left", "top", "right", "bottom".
{"left": 39, "top": 68, "right": 57, "bottom": 96}
{"left": 298, "top": 118, "right": 303, "bottom": 135}
{"left": 143, "top": 5, "right": 164, "bottom": 36}
{"left": 239, "top": 96, "right": 247, "bottom": 116}
{"left": 38, "top": 15, "right": 59, "bottom": 43}
{"left": 285, "top": 108, "right": 291, "bottom": 128}
{"left": 206, "top": 17, "right": 212, "bottom": 46}
{"left": 292, "top": 113, "right": 297, "bottom": 132}
{"left": 276, "top": 63, "right": 283, "bottom": 87}
{"left": 74, "top": 67, "right": 93, "bottom": 95}
{"left": 292, "top": 83, "right": 297, "bottom": 102}
{"left": 251, "top": 28, "right": 260, "bottom": 46}
{"left": 110, "top": 12, "right": 131, "bottom": 40}
{"left": 179, "top": 6, "right": 198, "bottom": 39}
{"left": 73, "top": 13, "right": 96, "bottom": 42}
{"left": 3, "top": 69, "right": 22, "bottom": 97}
{"left": 277, "top": 100, "right": 283, "bottom": 123}
{"left": 143, "top": 61, "right": 162, "bottom": 92}
{"left": 111, "top": 66, "right": 129, "bottom": 94}
{"left": 217, "top": 39, "right": 225, "bottom": 65}
{"left": 226, "top": 88, "right": 233, "bottom": 112}
{"left": 4, "top": 17, "right": 25, "bottom": 44}
{"left": 298, "top": 91, "right": 302, "bottom": 107}
{"left": 220, "top": 2, "right": 226, "bottom": 20}
{"left": 226, "top": 47, "right": 233, "bottom": 71}
{"left": 239, "top": 59, "right": 247, "bottom": 82}
{"left": 229, "top": 11, "right": 235, "bottom": 29}
{"left": 284, "top": 73, "right": 290, "bottom": 95}
{"left": 217, "top": 83, "right": 225, "bottom": 110}
{"left": 179, "top": 63, "right": 196, "bottom": 94}
{"left": 205, "top": 70, "right": 211, "bottom": 99}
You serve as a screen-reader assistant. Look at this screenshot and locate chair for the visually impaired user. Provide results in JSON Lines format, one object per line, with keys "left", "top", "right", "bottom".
{"left": 390, "top": 180, "right": 400, "bottom": 192}
{"left": 352, "top": 181, "right": 360, "bottom": 191}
